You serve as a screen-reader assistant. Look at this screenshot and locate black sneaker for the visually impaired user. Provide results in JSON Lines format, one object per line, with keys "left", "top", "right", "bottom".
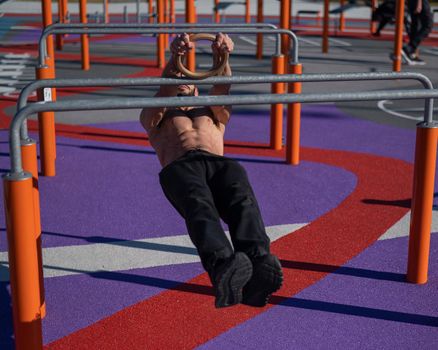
{"left": 211, "top": 252, "right": 253, "bottom": 308}
{"left": 410, "top": 56, "right": 426, "bottom": 66}
{"left": 401, "top": 47, "right": 414, "bottom": 65}
{"left": 242, "top": 254, "right": 283, "bottom": 307}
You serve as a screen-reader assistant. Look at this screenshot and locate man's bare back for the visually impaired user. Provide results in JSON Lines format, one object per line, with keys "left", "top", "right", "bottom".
{"left": 140, "top": 33, "right": 233, "bottom": 167}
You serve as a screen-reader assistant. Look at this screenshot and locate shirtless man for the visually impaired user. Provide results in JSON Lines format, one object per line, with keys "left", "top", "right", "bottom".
{"left": 140, "top": 33, "right": 283, "bottom": 308}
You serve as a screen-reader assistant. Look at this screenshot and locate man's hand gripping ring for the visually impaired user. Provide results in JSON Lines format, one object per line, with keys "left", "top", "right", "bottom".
{"left": 176, "top": 33, "right": 229, "bottom": 80}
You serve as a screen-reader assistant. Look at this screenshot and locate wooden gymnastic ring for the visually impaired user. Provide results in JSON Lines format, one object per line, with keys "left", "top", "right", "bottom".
{"left": 175, "top": 33, "right": 229, "bottom": 80}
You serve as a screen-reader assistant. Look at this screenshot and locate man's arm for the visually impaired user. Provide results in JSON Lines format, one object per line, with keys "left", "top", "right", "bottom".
{"left": 139, "top": 34, "right": 193, "bottom": 132}
{"left": 209, "top": 33, "right": 233, "bottom": 126}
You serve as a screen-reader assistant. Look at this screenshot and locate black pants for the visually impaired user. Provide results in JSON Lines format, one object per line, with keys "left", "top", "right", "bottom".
{"left": 407, "top": 0, "right": 433, "bottom": 52}
{"left": 159, "top": 150, "right": 270, "bottom": 273}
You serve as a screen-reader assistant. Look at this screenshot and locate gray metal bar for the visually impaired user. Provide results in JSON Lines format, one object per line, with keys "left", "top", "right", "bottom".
{"left": 43, "top": 22, "right": 278, "bottom": 29}
{"left": 39, "top": 27, "right": 296, "bottom": 65}
{"left": 41, "top": 22, "right": 279, "bottom": 56}
{"left": 9, "top": 88, "right": 438, "bottom": 175}
{"left": 18, "top": 71, "right": 434, "bottom": 137}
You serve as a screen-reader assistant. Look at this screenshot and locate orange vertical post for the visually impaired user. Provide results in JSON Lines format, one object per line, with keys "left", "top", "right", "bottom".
{"left": 280, "top": 0, "right": 291, "bottom": 55}
{"left": 256, "top": 0, "right": 263, "bottom": 59}
{"left": 3, "top": 173, "right": 43, "bottom": 350}
{"left": 215, "top": 0, "right": 220, "bottom": 23}
{"left": 41, "top": 0, "right": 55, "bottom": 68}
{"left": 170, "top": 0, "right": 175, "bottom": 23}
{"left": 104, "top": 0, "right": 109, "bottom": 23}
{"left": 392, "top": 0, "right": 404, "bottom": 72}
{"left": 149, "top": 0, "right": 154, "bottom": 23}
{"left": 322, "top": 0, "right": 329, "bottom": 53}
{"left": 186, "top": 0, "right": 196, "bottom": 72}
{"left": 407, "top": 124, "right": 438, "bottom": 284}
{"left": 164, "top": 0, "right": 169, "bottom": 48}
{"left": 36, "top": 66, "right": 57, "bottom": 177}
{"left": 56, "top": 0, "right": 64, "bottom": 50}
{"left": 370, "top": 0, "right": 377, "bottom": 34}
{"left": 79, "top": 0, "right": 90, "bottom": 70}
{"left": 270, "top": 55, "right": 285, "bottom": 150}
{"left": 157, "top": 0, "right": 165, "bottom": 68}
{"left": 339, "top": 0, "right": 345, "bottom": 31}
{"left": 21, "top": 140, "right": 45, "bottom": 318}
{"left": 246, "top": 0, "right": 251, "bottom": 23}
{"left": 286, "top": 62, "right": 302, "bottom": 165}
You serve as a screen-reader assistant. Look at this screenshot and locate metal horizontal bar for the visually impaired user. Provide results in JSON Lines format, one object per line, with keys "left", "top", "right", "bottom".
{"left": 9, "top": 88, "right": 438, "bottom": 174}
{"left": 45, "top": 22, "right": 278, "bottom": 29}
{"left": 39, "top": 27, "right": 298, "bottom": 65}
{"left": 18, "top": 71, "right": 434, "bottom": 118}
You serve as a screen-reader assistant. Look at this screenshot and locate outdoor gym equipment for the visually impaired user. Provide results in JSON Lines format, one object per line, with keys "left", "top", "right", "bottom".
{"left": 35, "top": 24, "right": 300, "bottom": 176}
{"left": 4, "top": 74, "right": 437, "bottom": 348}
{"left": 175, "top": 33, "right": 229, "bottom": 79}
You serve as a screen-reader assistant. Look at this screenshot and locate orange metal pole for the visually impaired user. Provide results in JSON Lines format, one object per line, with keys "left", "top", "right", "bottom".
{"left": 215, "top": 0, "right": 220, "bottom": 23}
{"left": 170, "top": 0, "right": 175, "bottom": 23}
{"left": 280, "top": 0, "right": 291, "bottom": 55}
{"left": 3, "top": 173, "right": 43, "bottom": 350}
{"left": 286, "top": 63, "right": 302, "bottom": 165}
{"left": 270, "top": 55, "right": 285, "bottom": 150}
{"left": 370, "top": 0, "right": 377, "bottom": 34}
{"left": 246, "top": 0, "right": 251, "bottom": 23}
{"left": 256, "top": 0, "right": 263, "bottom": 59}
{"left": 407, "top": 125, "right": 438, "bottom": 284}
{"left": 339, "top": 0, "right": 345, "bottom": 31}
{"left": 322, "top": 0, "right": 329, "bottom": 53}
{"left": 79, "top": 0, "right": 90, "bottom": 70}
{"left": 104, "top": 0, "right": 109, "bottom": 23}
{"left": 56, "top": 0, "right": 64, "bottom": 50}
{"left": 21, "top": 140, "right": 46, "bottom": 318}
{"left": 36, "top": 66, "right": 57, "bottom": 177}
{"left": 186, "top": 0, "right": 196, "bottom": 72}
{"left": 392, "top": 0, "right": 404, "bottom": 72}
{"left": 164, "top": 0, "right": 169, "bottom": 48}
{"left": 157, "top": 0, "right": 165, "bottom": 68}
{"left": 149, "top": 0, "right": 154, "bottom": 24}
{"left": 41, "top": 0, "right": 55, "bottom": 68}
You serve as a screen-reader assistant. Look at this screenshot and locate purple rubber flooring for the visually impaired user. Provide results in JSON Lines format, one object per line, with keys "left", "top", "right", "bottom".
{"left": 0, "top": 13, "right": 437, "bottom": 348}
{"left": 1, "top": 104, "right": 437, "bottom": 349}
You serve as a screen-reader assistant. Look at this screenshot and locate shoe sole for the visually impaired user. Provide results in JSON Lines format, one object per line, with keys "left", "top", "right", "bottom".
{"left": 215, "top": 253, "right": 253, "bottom": 308}
{"left": 242, "top": 256, "right": 284, "bottom": 307}
{"left": 389, "top": 51, "right": 415, "bottom": 66}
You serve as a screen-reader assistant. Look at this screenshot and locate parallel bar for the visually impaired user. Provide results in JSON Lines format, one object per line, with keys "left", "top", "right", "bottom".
{"left": 18, "top": 71, "right": 435, "bottom": 115}
{"left": 38, "top": 28, "right": 292, "bottom": 63}
{"left": 10, "top": 87, "right": 438, "bottom": 174}
{"left": 18, "top": 72, "right": 435, "bottom": 141}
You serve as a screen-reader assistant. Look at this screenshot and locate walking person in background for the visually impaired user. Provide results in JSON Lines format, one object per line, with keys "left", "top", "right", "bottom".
{"left": 402, "top": 0, "right": 433, "bottom": 65}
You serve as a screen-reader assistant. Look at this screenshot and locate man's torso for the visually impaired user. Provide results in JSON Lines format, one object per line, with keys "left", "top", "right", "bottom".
{"left": 148, "top": 107, "right": 225, "bottom": 167}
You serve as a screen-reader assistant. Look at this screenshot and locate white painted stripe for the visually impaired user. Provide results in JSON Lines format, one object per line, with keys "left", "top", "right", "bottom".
{"left": 377, "top": 100, "right": 422, "bottom": 121}
{"left": 422, "top": 48, "right": 438, "bottom": 56}
{"left": 298, "top": 37, "right": 320, "bottom": 47}
{"left": 379, "top": 210, "right": 438, "bottom": 241}
{"left": 0, "top": 223, "right": 306, "bottom": 281}
{"left": 10, "top": 26, "right": 38, "bottom": 30}
{"left": 328, "top": 38, "right": 351, "bottom": 47}
{"left": 239, "top": 35, "right": 257, "bottom": 46}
